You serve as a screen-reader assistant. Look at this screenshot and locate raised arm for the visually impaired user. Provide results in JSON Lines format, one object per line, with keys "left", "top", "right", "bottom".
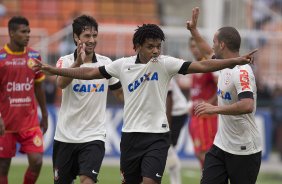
{"left": 186, "top": 49, "right": 257, "bottom": 74}
{"left": 187, "top": 7, "right": 214, "bottom": 59}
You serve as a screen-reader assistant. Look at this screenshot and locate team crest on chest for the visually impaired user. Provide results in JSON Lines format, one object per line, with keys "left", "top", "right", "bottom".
{"left": 27, "top": 58, "right": 36, "bottom": 69}
{"left": 224, "top": 72, "right": 231, "bottom": 85}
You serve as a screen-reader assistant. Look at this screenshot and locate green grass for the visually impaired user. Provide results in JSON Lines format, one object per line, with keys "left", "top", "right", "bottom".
{"left": 9, "top": 164, "right": 282, "bottom": 184}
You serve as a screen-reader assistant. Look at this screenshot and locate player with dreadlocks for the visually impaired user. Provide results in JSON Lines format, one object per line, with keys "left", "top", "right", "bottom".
{"left": 34, "top": 23, "right": 256, "bottom": 184}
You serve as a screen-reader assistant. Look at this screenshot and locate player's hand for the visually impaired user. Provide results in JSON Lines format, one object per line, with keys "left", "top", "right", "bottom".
{"left": 187, "top": 7, "right": 199, "bottom": 31}
{"left": 33, "top": 58, "right": 54, "bottom": 75}
{"left": 0, "top": 117, "right": 5, "bottom": 136}
{"left": 236, "top": 49, "right": 258, "bottom": 65}
{"left": 40, "top": 116, "right": 48, "bottom": 134}
{"left": 76, "top": 40, "right": 86, "bottom": 66}
{"left": 194, "top": 102, "right": 216, "bottom": 116}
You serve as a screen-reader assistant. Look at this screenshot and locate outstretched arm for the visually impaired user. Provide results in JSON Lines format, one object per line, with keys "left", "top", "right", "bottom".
{"left": 34, "top": 59, "right": 104, "bottom": 80}
{"left": 186, "top": 49, "right": 257, "bottom": 74}
{"left": 33, "top": 41, "right": 105, "bottom": 80}
{"left": 187, "top": 7, "right": 214, "bottom": 59}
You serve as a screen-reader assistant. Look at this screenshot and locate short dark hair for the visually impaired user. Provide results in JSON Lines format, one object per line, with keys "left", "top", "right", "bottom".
{"left": 217, "top": 27, "right": 241, "bottom": 52}
{"left": 8, "top": 16, "right": 29, "bottom": 32}
{"left": 132, "top": 24, "right": 165, "bottom": 50}
{"left": 72, "top": 15, "right": 98, "bottom": 45}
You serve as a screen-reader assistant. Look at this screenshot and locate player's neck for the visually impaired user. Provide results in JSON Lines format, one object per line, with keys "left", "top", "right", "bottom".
{"left": 223, "top": 51, "right": 240, "bottom": 59}
{"left": 7, "top": 42, "right": 25, "bottom": 52}
{"left": 84, "top": 52, "right": 94, "bottom": 63}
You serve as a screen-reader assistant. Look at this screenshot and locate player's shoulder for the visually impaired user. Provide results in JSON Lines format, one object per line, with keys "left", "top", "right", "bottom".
{"left": 234, "top": 64, "right": 254, "bottom": 72}
{"left": 0, "top": 48, "right": 7, "bottom": 61}
{"left": 158, "top": 55, "right": 184, "bottom": 62}
{"left": 95, "top": 53, "right": 112, "bottom": 64}
{"left": 26, "top": 47, "right": 41, "bottom": 58}
{"left": 60, "top": 53, "right": 75, "bottom": 62}
{"left": 114, "top": 55, "right": 136, "bottom": 63}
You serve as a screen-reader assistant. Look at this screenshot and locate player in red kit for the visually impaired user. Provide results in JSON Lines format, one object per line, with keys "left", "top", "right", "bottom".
{"left": 188, "top": 37, "right": 218, "bottom": 168}
{"left": 0, "top": 16, "right": 48, "bottom": 184}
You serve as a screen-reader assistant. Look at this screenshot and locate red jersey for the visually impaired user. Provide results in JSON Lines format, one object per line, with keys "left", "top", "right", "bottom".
{"left": 0, "top": 44, "right": 45, "bottom": 132}
{"left": 190, "top": 73, "right": 217, "bottom": 115}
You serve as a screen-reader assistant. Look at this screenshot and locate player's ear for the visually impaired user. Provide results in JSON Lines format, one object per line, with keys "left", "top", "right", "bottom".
{"left": 219, "top": 41, "right": 225, "bottom": 50}
{"left": 135, "top": 43, "right": 141, "bottom": 52}
{"left": 73, "top": 33, "right": 79, "bottom": 44}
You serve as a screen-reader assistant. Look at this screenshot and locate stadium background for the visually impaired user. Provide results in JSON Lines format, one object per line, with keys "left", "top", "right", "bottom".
{"left": 0, "top": 0, "right": 282, "bottom": 183}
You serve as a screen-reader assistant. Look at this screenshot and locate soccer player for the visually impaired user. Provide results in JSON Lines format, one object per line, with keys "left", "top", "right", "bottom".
{"left": 34, "top": 23, "right": 256, "bottom": 184}
{"left": 52, "top": 15, "right": 122, "bottom": 184}
{"left": 166, "top": 78, "right": 189, "bottom": 184}
{"left": 188, "top": 7, "right": 261, "bottom": 184}
{"left": 188, "top": 37, "right": 218, "bottom": 168}
{"left": 0, "top": 16, "right": 48, "bottom": 184}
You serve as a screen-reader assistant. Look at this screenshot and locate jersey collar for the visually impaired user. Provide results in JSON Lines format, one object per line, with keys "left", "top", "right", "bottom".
{"left": 4, "top": 44, "right": 26, "bottom": 55}
{"left": 135, "top": 54, "right": 141, "bottom": 64}
{"left": 74, "top": 49, "right": 97, "bottom": 63}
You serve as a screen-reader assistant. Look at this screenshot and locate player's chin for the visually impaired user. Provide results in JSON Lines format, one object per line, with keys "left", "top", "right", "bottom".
{"left": 85, "top": 48, "right": 95, "bottom": 55}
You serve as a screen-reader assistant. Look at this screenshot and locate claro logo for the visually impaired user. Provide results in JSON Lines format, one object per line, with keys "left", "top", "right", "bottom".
{"left": 7, "top": 78, "right": 33, "bottom": 92}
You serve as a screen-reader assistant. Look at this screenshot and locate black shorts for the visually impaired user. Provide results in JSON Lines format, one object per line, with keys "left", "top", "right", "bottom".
{"left": 170, "top": 114, "right": 188, "bottom": 146}
{"left": 120, "top": 132, "right": 170, "bottom": 184}
{"left": 201, "top": 145, "right": 261, "bottom": 184}
{"left": 52, "top": 140, "right": 105, "bottom": 184}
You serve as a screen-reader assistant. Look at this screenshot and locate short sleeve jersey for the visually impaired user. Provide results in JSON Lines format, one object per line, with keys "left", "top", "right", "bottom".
{"left": 54, "top": 53, "right": 120, "bottom": 143}
{"left": 0, "top": 44, "right": 45, "bottom": 132}
{"left": 102, "top": 55, "right": 188, "bottom": 133}
{"left": 168, "top": 78, "right": 188, "bottom": 116}
{"left": 214, "top": 64, "right": 262, "bottom": 155}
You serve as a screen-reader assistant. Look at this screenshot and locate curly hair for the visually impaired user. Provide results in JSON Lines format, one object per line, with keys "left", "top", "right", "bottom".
{"left": 132, "top": 24, "right": 165, "bottom": 50}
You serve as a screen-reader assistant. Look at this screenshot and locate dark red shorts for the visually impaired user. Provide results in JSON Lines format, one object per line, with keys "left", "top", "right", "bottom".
{"left": 189, "top": 115, "right": 218, "bottom": 154}
{"left": 0, "top": 127, "right": 43, "bottom": 158}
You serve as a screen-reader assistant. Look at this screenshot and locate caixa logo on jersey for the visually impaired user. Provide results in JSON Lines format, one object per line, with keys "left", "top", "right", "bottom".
{"left": 217, "top": 88, "right": 232, "bottom": 100}
{"left": 73, "top": 83, "right": 105, "bottom": 92}
{"left": 128, "top": 72, "right": 158, "bottom": 92}
{"left": 7, "top": 77, "right": 33, "bottom": 92}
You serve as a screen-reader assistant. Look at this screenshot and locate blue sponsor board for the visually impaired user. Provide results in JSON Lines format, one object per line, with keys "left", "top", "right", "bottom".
{"left": 17, "top": 106, "right": 272, "bottom": 160}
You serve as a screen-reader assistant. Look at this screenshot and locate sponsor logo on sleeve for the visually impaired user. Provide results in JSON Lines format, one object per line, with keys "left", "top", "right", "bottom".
{"left": 28, "top": 51, "right": 40, "bottom": 58}
{"left": 0, "top": 53, "right": 7, "bottom": 60}
{"left": 240, "top": 69, "right": 250, "bottom": 90}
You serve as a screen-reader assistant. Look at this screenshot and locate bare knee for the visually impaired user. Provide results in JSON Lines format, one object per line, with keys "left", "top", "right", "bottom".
{"left": 143, "top": 177, "right": 159, "bottom": 184}
{"left": 0, "top": 158, "right": 11, "bottom": 176}
{"left": 80, "top": 175, "right": 95, "bottom": 184}
{"left": 27, "top": 153, "right": 43, "bottom": 171}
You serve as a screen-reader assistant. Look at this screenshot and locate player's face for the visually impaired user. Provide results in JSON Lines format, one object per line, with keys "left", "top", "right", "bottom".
{"left": 78, "top": 27, "right": 97, "bottom": 55}
{"left": 189, "top": 40, "right": 203, "bottom": 61}
{"left": 11, "top": 24, "right": 30, "bottom": 47}
{"left": 212, "top": 31, "right": 223, "bottom": 59}
{"left": 138, "top": 38, "right": 162, "bottom": 63}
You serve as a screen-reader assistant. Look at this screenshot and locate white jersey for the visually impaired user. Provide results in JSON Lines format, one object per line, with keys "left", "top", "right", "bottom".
{"left": 168, "top": 78, "right": 188, "bottom": 116}
{"left": 103, "top": 55, "right": 187, "bottom": 133}
{"left": 54, "top": 53, "right": 120, "bottom": 143}
{"left": 214, "top": 64, "right": 262, "bottom": 155}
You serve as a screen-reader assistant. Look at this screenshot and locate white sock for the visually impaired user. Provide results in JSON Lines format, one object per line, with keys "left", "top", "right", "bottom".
{"left": 166, "top": 146, "right": 181, "bottom": 184}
